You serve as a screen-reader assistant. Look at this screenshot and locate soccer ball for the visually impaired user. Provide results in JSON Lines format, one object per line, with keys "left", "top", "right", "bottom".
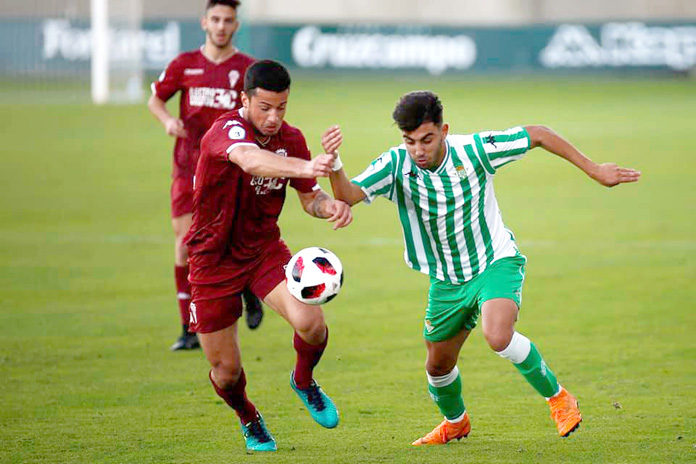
{"left": 285, "top": 247, "right": 344, "bottom": 305}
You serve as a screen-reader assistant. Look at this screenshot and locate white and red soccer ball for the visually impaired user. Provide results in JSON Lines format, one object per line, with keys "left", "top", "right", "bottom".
{"left": 285, "top": 247, "right": 344, "bottom": 305}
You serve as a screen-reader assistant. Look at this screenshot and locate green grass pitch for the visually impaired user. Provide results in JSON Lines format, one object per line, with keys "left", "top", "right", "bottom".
{"left": 1, "top": 76, "right": 695, "bottom": 463}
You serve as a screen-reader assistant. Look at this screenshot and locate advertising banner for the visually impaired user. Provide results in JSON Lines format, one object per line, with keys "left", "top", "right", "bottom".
{"left": 2, "top": 19, "right": 695, "bottom": 77}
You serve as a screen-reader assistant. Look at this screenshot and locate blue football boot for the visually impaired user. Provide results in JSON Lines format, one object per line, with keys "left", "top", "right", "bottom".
{"left": 290, "top": 371, "right": 339, "bottom": 428}
{"left": 240, "top": 412, "right": 277, "bottom": 452}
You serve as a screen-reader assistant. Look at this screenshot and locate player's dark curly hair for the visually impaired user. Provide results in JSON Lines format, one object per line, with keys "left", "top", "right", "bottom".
{"left": 244, "top": 60, "right": 291, "bottom": 96}
{"left": 392, "top": 91, "right": 443, "bottom": 132}
{"left": 206, "top": 0, "right": 240, "bottom": 10}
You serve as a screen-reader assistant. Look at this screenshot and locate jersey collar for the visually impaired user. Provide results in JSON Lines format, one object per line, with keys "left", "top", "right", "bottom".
{"left": 199, "top": 46, "right": 239, "bottom": 65}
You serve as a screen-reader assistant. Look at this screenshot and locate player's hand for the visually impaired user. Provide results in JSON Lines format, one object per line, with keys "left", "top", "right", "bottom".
{"left": 321, "top": 125, "right": 343, "bottom": 157}
{"left": 165, "top": 118, "right": 188, "bottom": 138}
{"left": 590, "top": 162, "right": 641, "bottom": 187}
{"left": 305, "top": 154, "right": 334, "bottom": 178}
{"left": 326, "top": 199, "right": 353, "bottom": 230}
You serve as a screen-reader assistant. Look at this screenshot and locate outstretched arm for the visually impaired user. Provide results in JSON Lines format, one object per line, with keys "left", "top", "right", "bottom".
{"left": 228, "top": 145, "right": 334, "bottom": 179}
{"left": 322, "top": 125, "right": 368, "bottom": 206}
{"left": 297, "top": 188, "right": 353, "bottom": 230}
{"left": 525, "top": 125, "right": 641, "bottom": 187}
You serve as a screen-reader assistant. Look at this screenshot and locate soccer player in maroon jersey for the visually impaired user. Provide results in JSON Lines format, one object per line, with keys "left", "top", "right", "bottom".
{"left": 184, "top": 60, "right": 351, "bottom": 452}
{"left": 148, "top": 0, "right": 264, "bottom": 351}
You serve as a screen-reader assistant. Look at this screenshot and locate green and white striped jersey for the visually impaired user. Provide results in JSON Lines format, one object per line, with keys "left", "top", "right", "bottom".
{"left": 352, "top": 126, "right": 530, "bottom": 283}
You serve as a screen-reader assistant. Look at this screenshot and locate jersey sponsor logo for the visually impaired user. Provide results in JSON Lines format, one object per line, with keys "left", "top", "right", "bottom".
{"left": 184, "top": 68, "right": 204, "bottom": 75}
{"left": 189, "top": 87, "right": 238, "bottom": 110}
{"left": 250, "top": 176, "right": 285, "bottom": 195}
{"left": 250, "top": 149, "right": 288, "bottom": 195}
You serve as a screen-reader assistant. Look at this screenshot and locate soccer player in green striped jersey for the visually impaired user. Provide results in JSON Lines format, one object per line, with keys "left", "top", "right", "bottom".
{"left": 323, "top": 90, "right": 640, "bottom": 444}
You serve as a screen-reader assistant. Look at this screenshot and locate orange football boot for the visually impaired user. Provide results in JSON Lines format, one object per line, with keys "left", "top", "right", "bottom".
{"left": 548, "top": 386, "right": 582, "bottom": 437}
{"left": 411, "top": 413, "right": 471, "bottom": 445}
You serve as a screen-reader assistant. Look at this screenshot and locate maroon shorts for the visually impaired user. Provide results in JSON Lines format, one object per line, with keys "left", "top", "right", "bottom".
{"left": 170, "top": 176, "right": 193, "bottom": 218}
{"left": 188, "top": 240, "right": 293, "bottom": 333}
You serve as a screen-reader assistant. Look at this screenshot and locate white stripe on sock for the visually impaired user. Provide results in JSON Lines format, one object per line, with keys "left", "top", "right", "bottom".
{"left": 445, "top": 410, "right": 467, "bottom": 424}
{"left": 427, "top": 366, "right": 459, "bottom": 388}
{"left": 496, "top": 331, "right": 531, "bottom": 364}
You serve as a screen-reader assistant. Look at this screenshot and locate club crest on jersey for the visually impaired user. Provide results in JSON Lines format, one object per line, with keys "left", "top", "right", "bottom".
{"left": 455, "top": 164, "right": 469, "bottom": 179}
{"left": 228, "top": 70, "right": 240, "bottom": 88}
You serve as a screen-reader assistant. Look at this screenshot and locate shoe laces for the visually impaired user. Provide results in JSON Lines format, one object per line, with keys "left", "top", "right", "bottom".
{"left": 245, "top": 418, "right": 272, "bottom": 443}
{"left": 304, "top": 381, "right": 326, "bottom": 412}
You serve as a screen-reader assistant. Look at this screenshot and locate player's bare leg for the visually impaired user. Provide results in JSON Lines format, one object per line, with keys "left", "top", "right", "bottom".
{"left": 198, "top": 323, "right": 276, "bottom": 452}
{"left": 264, "top": 282, "right": 339, "bottom": 428}
{"left": 481, "top": 298, "right": 581, "bottom": 437}
{"left": 413, "top": 328, "right": 471, "bottom": 445}
{"left": 170, "top": 213, "right": 199, "bottom": 351}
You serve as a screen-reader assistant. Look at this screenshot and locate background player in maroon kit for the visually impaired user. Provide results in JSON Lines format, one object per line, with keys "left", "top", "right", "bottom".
{"left": 147, "top": 0, "right": 264, "bottom": 351}
{"left": 184, "top": 60, "right": 352, "bottom": 452}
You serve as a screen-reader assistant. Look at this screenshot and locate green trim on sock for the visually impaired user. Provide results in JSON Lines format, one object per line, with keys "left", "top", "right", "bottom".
{"left": 513, "top": 342, "right": 560, "bottom": 398}
{"left": 428, "top": 373, "right": 466, "bottom": 420}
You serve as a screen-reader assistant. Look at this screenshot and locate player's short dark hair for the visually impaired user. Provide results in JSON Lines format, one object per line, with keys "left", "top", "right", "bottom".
{"left": 392, "top": 91, "right": 443, "bottom": 132}
{"left": 244, "top": 60, "right": 291, "bottom": 96}
{"left": 206, "top": 0, "right": 240, "bottom": 10}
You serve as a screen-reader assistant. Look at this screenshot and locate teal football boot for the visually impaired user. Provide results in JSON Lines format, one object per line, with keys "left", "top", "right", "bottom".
{"left": 290, "top": 371, "right": 339, "bottom": 428}
{"left": 240, "top": 413, "right": 277, "bottom": 452}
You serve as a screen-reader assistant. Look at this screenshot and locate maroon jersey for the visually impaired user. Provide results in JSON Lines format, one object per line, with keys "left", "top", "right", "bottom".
{"left": 151, "top": 48, "right": 255, "bottom": 178}
{"left": 184, "top": 109, "right": 318, "bottom": 285}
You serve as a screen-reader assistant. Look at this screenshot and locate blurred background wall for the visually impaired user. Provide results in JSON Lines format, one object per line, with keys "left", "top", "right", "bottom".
{"left": 1, "top": 0, "right": 694, "bottom": 103}
{"left": 2, "top": 0, "right": 695, "bottom": 22}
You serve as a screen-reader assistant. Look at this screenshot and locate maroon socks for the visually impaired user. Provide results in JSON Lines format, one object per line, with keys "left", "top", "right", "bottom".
{"left": 209, "top": 369, "right": 258, "bottom": 424}
{"left": 293, "top": 328, "right": 328, "bottom": 389}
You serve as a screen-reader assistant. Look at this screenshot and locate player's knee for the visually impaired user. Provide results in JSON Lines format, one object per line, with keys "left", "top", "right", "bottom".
{"left": 483, "top": 329, "right": 513, "bottom": 352}
{"left": 211, "top": 362, "right": 242, "bottom": 389}
{"left": 425, "top": 358, "right": 457, "bottom": 377}
{"left": 295, "top": 314, "right": 326, "bottom": 345}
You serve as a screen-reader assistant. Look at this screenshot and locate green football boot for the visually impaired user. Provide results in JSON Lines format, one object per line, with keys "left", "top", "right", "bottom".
{"left": 240, "top": 412, "right": 277, "bottom": 452}
{"left": 290, "top": 371, "right": 339, "bottom": 429}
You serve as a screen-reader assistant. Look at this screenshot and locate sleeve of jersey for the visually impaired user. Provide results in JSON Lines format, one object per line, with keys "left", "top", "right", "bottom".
{"left": 473, "top": 126, "right": 531, "bottom": 173}
{"left": 207, "top": 119, "right": 257, "bottom": 161}
{"left": 288, "top": 132, "right": 318, "bottom": 193}
{"left": 350, "top": 152, "right": 395, "bottom": 204}
{"left": 151, "top": 57, "right": 183, "bottom": 102}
